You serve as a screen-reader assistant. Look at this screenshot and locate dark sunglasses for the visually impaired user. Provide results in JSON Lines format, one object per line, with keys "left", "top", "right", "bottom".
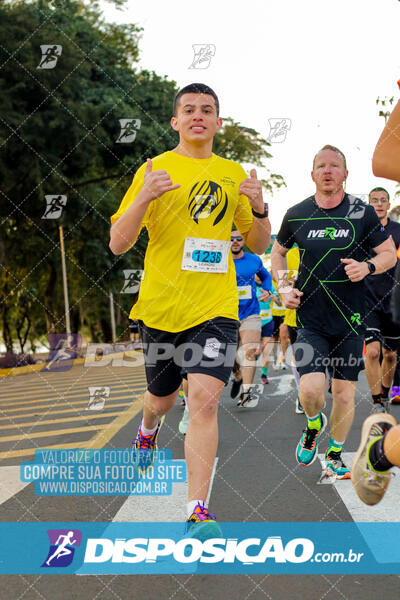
{"left": 231, "top": 236, "right": 243, "bottom": 241}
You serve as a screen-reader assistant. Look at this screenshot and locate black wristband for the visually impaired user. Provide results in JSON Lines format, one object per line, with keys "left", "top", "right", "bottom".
{"left": 366, "top": 261, "right": 376, "bottom": 275}
{"left": 252, "top": 203, "right": 269, "bottom": 219}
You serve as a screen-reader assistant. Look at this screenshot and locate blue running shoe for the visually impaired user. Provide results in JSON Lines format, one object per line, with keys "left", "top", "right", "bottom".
{"left": 296, "top": 413, "right": 327, "bottom": 466}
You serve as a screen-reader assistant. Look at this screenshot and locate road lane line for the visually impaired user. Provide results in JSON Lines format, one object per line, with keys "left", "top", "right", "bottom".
{"left": 0, "top": 402, "right": 132, "bottom": 421}
{"left": 0, "top": 387, "right": 146, "bottom": 412}
{"left": 113, "top": 458, "right": 219, "bottom": 522}
{"left": 0, "top": 411, "right": 128, "bottom": 430}
{"left": 0, "top": 466, "right": 30, "bottom": 505}
{"left": 318, "top": 451, "right": 400, "bottom": 521}
{"left": 0, "top": 383, "right": 147, "bottom": 403}
{"left": 0, "top": 424, "right": 107, "bottom": 443}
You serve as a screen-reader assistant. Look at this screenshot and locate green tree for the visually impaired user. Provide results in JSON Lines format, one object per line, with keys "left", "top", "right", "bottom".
{"left": 0, "top": 0, "right": 285, "bottom": 351}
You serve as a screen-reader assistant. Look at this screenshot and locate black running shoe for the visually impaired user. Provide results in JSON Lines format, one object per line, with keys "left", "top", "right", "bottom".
{"left": 230, "top": 378, "right": 242, "bottom": 399}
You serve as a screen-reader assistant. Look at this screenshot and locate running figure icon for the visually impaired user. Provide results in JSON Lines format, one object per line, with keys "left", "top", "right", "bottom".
{"left": 45, "top": 531, "right": 77, "bottom": 566}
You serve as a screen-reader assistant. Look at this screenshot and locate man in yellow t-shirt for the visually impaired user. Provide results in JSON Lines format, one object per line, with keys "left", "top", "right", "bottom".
{"left": 109, "top": 83, "right": 271, "bottom": 532}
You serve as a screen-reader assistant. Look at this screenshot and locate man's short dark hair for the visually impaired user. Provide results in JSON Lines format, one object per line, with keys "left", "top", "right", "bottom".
{"left": 313, "top": 144, "right": 347, "bottom": 170}
{"left": 369, "top": 187, "right": 390, "bottom": 201}
{"left": 173, "top": 83, "right": 219, "bottom": 116}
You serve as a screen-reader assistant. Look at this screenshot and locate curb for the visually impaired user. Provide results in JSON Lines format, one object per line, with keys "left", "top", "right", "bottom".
{"left": 0, "top": 351, "right": 143, "bottom": 378}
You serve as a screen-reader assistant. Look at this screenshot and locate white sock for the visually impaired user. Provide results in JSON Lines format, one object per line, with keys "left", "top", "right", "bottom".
{"left": 187, "top": 499, "right": 207, "bottom": 519}
{"left": 242, "top": 383, "right": 252, "bottom": 393}
{"left": 140, "top": 419, "right": 158, "bottom": 436}
{"left": 183, "top": 395, "right": 188, "bottom": 408}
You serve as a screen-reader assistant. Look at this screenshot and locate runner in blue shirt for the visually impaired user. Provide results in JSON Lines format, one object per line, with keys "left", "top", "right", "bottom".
{"left": 256, "top": 278, "right": 279, "bottom": 384}
{"left": 230, "top": 229, "right": 273, "bottom": 406}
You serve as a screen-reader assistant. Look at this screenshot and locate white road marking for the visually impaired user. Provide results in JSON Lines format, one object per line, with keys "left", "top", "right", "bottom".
{"left": 318, "top": 452, "right": 400, "bottom": 521}
{"left": 267, "top": 374, "right": 295, "bottom": 396}
{"left": 113, "top": 458, "right": 218, "bottom": 522}
{"left": 0, "top": 466, "right": 30, "bottom": 505}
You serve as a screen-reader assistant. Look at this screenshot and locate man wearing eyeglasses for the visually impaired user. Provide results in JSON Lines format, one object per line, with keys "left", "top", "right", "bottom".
{"left": 364, "top": 187, "right": 400, "bottom": 412}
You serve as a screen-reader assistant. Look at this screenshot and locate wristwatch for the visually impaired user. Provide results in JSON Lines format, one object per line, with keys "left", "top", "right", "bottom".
{"left": 252, "top": 203, "right": 269, "bottom": 219}
{"left": 366, "top": 261, "right": 376, "bottom": 275}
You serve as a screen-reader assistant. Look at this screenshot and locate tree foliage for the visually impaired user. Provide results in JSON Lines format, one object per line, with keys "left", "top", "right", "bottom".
{"left": 0, "top": 0, "right": 285, "bottom": 351}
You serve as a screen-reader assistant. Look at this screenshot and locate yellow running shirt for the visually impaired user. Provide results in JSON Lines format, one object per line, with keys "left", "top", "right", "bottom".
{"left": 111, "top": 151, "right": 254, "bottom": 332}
{"left": 283, "top": 246, "right": 300, "bottom": 328}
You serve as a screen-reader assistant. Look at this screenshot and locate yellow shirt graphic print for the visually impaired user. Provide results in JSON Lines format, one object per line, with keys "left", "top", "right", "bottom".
{"left": 111, "top": 151, "right": 254, "bottom": 332}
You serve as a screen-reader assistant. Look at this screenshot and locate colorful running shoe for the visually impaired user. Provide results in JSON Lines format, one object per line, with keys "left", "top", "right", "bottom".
{"left": 351, "top": 413, "right": 396, "bottom": 505}
{"left": 178, "top": 406, "right": 189, "bottom": 435}
{"left": 325, "top": 450, "right": 351, "bottom": 479}
{"left": 261, "top": 374, "right": 269, "bottom": 384}
{"left": 185, "top": 503, "right": 222, "bottom": 541}
{"left": 296, "top": 413, "right": 327, "bottom": 466}
{"left": 178, "top": 386, "right": 185, "bottom": 407}
{"left": 134, "top": 421, "right": 162, "bottom": 450}
{"left": 390, "top": 386, "right": 400, "bottom": 405}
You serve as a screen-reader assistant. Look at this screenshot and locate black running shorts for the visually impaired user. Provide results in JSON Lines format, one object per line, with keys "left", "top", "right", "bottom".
{"left": 364, "top": 307, "right": 400, "bottom": 351}
{"left": 138, "top": 317, "right": 239, "bottom": 396}
{"left": 293, "top": 328, "right": 364, "bottom": 381}
{"left": 272, "top": 316, "right": 284, "bottom": 337}
{"left": 288, "top": 325, "right": 298, "bottom": 346}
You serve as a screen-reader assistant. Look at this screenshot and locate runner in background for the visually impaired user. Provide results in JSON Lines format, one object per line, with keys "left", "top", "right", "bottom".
{"left": 352, "top": 94, "right": 400, "bottom": 504}
{"left": 364, "top": 187, "right": 400, "bottom": 413}
{"left": 256, "top": 274, "right": 279, "bottom": 384}
{"left": 270, "top": 286, "right": 286, "bottom": 369}
{"left": 230, "top": 230, "right": 273, "bottom": 407}
{"left": 390, "top": 355, "right": 400, "bottom": 404}
{"left": 128, "top": 318, "right": 140, "bottom": 344}
{"left": 281, "top": 245, "right": 304, "bottom": 413}
{"left": 178, "top": 376, "right": 189, "bottom": 434}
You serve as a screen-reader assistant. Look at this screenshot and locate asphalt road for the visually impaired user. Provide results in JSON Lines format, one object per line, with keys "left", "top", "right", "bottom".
{"left": 1, "top": 359, "right": 400, "bottom": 599}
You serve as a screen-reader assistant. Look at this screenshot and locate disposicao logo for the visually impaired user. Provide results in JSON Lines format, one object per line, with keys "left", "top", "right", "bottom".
{"left": 83, "top": 536, "right": 314, "bottom": 565}
{"left": 41, "top": 529, "right": 82, "bottom": 567}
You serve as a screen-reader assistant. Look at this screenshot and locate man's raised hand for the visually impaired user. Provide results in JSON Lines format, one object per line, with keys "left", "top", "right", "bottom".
{"left": 143, "top": 158, "right": 180, "bottom": 201}
{"left": 239, "top": 168, "right": 264, "bottom": 213}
